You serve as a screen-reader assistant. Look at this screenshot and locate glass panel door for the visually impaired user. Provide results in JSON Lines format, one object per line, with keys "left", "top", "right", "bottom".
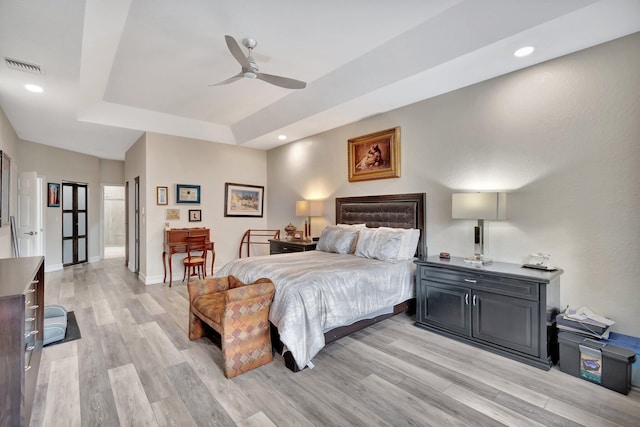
{"left": 62, "top": 182, "right": 88, "bottom": 266}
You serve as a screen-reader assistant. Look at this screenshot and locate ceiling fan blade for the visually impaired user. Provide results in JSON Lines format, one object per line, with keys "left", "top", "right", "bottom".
{"left": 257, "top": 73, "right": 306, "bottom": 89}
{"left": 224, "top": 35, "right": 251, "bottom": 69}
{"left": 209, "top": 71, "right": 244, "bottom": 86}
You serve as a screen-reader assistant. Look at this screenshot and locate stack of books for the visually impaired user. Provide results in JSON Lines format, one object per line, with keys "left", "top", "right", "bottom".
{"left": 556, "top": 306, "right": 615, "bottom": 339}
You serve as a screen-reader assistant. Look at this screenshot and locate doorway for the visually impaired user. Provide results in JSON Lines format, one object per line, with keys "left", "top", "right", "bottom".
{"left": 103, "top": 185, "right": 125, "bottom": 258}
{"left": 17, "top": 172, "right": 45, "bottom": 257}
{"left": 62, "top": 182, "right": 88, "bottom": 266}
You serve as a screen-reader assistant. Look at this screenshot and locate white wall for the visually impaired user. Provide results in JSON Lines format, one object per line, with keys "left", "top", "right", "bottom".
{"left": 267, "top": 33, "right": 640, "bottom": 337}
{"left": 130, "top": 132, "right": 268, "bottom": 285}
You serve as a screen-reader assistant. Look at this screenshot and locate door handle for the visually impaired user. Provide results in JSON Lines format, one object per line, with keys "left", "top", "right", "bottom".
{"left": 24, "top": 231, "right": 37, "bottom": 235}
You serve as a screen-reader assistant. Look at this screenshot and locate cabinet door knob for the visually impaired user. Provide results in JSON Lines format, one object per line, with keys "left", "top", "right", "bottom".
{"left": 465, "top": 293, "right": 469, "bottom": 305}
{"left": 473, "top": 295, "right": 477, "bottom": 306}
{"left": 464, "top": 278, "right": 477, "bottom": 283}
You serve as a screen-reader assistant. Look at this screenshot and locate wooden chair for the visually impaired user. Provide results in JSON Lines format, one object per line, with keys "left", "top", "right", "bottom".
{"left": 182, "top": 235, "right": 207, "bottom": 282}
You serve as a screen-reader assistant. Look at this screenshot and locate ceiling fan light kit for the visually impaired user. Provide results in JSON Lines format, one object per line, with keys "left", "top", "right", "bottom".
{"left": 212, "top": 35, "right": 306, "bottom": 89}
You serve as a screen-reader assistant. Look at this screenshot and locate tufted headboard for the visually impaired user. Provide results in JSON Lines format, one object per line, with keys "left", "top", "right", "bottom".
{"left": 335, "top": 193, "right": 426, "bottom": 258}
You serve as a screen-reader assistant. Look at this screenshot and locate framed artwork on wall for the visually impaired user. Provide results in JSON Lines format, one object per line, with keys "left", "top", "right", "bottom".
{"left": 47, "top": 182, "right": 60, "bottom": 207}
{"left": 166, "top": 209, "right": 180, "bottom": 220}
{"left": 156, "top": 186, "right": 168, "bottom": 205}
{"left": 224, "top": 182, "right": 264, "bottom": 217}
{"left": 176, "top": 184, "right": 201, "bottom": 204}
{"left": 347, "top": 127, "right": 401, "bottom": 182}
{"left": 188, "top": 209, "right": 201, "bottom": 222}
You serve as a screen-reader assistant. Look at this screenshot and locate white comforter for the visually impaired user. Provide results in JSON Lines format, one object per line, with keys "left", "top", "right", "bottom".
{"left": 215, "top": 250, "right": 415, "bottom": 369}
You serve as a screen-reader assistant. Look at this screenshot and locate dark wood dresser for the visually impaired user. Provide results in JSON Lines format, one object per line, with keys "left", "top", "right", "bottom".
{"left": 269, "top": 239, "right": 317, "bottom": 255}
{"left": 0, "top": 256, "right": 45, "bottom": 427}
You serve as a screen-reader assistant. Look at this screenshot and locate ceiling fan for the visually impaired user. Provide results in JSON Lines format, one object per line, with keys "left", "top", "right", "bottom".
{"left": 211, "top": 35, "right": 306, "bottom": 89}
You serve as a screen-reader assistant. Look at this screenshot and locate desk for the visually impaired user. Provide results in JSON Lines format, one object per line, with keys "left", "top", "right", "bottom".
{"left": 162, "top": 228, "right": 215, "bottom": 286}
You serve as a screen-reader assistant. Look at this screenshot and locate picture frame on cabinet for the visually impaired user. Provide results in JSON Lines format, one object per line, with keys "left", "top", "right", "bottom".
{"left": 348, "top": 127, "right": 400, "bottom": 182}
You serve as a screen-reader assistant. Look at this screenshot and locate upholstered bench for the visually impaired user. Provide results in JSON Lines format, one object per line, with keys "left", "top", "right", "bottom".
{"left": 188, "top": 275, "right": 275, "bottom": 378}
{"left": 43, "top": 305, "right": 68, "bottom": 346}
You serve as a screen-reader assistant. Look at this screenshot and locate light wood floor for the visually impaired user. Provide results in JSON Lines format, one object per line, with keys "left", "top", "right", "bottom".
{"left": 30, "top": 258, "right": 639, "bottom": 427}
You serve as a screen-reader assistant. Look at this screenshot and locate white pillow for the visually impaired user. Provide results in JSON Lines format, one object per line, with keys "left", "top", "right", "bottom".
{"left": 316, "top": 226, "right": 359, "bottom": 254}
{"left": 336, "top": 223, "right": 366, "bottom": 253}
{"left": 354, "top": 227, "right": 403, "bottom": 263}
{"left": 379, "top": 227, "right": 420, "bottom": 260}
{"left": 336, "top": 223, "right": 366, "bottom": 229}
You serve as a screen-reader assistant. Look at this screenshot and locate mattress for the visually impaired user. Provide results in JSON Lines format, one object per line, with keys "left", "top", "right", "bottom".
{"left": 216, "top": 250, "right": 415, "bottom": 369}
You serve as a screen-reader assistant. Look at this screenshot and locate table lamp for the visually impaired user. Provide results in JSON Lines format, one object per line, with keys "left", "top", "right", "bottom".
{"left": 452, "top": 192, "right": 506, "bottom": 265}
{"left": 296, "top": 200, "right": 323, "bottom": 241}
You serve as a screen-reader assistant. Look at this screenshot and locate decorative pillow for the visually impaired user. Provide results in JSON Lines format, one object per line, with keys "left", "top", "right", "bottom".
{"left": 379, "top": 227, "right": 421, "bottom": 260}
{"left": 316, "top": 226, "right": 359, "bottom": 254}
{"left": 336, "top": 223, "right": 366, "bottom": 253}
{"left": 354, "top": 227, "right": 403, "bottom": 263}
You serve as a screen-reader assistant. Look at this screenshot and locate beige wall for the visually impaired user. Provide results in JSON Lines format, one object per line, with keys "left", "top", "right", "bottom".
{"left": 0, "top": 107, "right": 19, "bottom": 258}
{"left": 16, "top": 140, "right": 124, "bottom": 270}
{"left": 126, "top": 132, "right": 267, "bottom": 284}
{"left": 124, "top": 133, "right": 147, "bottom": 275}
{"left": 267, "top": 33, "right": 640, "bottom": 337}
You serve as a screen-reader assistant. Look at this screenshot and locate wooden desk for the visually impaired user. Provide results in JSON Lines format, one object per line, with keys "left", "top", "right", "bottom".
{"left": 162, "top": 228, "right": 215, "bottom": 286}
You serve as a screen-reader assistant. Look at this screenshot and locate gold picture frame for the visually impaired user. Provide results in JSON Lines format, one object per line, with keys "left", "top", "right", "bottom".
{"left": 156, "top": 186, "right": 168, "bottom": 205}
{"left": 348, "top": 127, "right": 400, "bottom": 182}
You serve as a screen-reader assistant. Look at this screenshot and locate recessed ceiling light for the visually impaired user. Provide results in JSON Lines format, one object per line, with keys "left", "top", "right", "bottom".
{"left": 278, "top": 135, "right": 287, "bottom": 141}
{"left": 25, "top": 84, "right": 43, "bottom": 93}
{"left": 514, "top": 46, "right": 535, "bottom": 58}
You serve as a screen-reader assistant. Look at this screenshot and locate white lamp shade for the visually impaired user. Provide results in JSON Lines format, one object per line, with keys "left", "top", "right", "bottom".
{"left": 295, "top": 200, "right": 309, "bottom": 216}
{"left": 296, "top": 200, "right": 324, "bottom": 217}
{"left": 452, "top": 192, "right": 506, "bottom": 220}
{"left": 309, "top": 200, "right": 323, "bottom": 217}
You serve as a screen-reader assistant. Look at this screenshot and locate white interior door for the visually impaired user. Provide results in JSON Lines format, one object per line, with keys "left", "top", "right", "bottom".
{"left": 18, "top": 172, "right": 44, "bottom": 257}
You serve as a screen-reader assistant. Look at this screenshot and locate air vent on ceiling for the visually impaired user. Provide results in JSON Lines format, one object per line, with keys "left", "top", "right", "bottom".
{"left": 4, "top": 57, "right": 42, "bottom": 75}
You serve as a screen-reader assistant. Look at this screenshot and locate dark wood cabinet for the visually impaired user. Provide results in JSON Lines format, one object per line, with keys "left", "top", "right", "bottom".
{"left": 269, "top": 239, "right": 317, "bottom": 255}
{"left": 415, "top": 256, "right": 562, "bottom": 370}
{"left": 0, "top": 256, "right": 45, "bottom": 427}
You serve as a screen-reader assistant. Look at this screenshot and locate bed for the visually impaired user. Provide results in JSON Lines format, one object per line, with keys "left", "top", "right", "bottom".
{"left": 216, "top": 193, "right": 426, "bottom": 371}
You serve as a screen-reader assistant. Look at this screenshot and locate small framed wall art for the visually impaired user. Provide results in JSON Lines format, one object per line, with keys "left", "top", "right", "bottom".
{"left": 156, "top": 186, "right": 168, "bottom": 205}
{"left": 176, "top": 184, "right": 201, "bottom": 204}
{"left": 188, "top": 209, "right": 201, "bottom": 222}
{"left": 47, "top": 182, "right": 60, "bottom": 207}
{"left": 224, "top": 182, "right": 264, "bottom": 217}
{"left": 166, "top": 209, "right": 180, "bottom": 220}
{"left": 348, "top": 127, "right": 401, "bottom": 182}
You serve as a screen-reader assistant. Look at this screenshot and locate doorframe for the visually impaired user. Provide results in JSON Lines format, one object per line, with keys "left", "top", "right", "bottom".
{"left": 125, "top": 180, "right": 129, "bottom": 267}
{"left": 101, "top": 184, "right": 126, "bottom": 260}
{"left": 61, "top": 181, "right": 89, "bottom": 266}
{"left": 134, "top": 176, "right": 140, "bottom": 275}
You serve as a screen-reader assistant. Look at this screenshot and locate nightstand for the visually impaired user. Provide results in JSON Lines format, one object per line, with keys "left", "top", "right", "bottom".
{"left": 269, "top": 239, "right": 317, "bottom": 255}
